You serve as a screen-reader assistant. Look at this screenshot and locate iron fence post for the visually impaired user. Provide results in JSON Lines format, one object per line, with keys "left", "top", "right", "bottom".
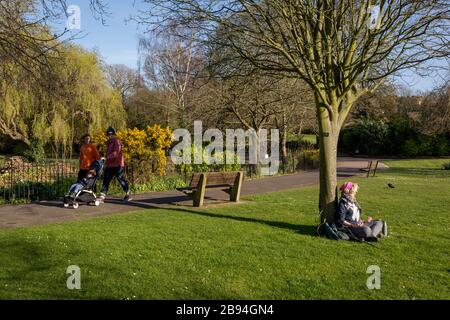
{"left": 11, "top": 159, "right": 15, "bottom": 202}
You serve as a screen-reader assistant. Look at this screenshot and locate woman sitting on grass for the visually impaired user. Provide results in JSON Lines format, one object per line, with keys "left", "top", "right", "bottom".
{"left": 336, "top": 182, "right": 387, "bottom": 241}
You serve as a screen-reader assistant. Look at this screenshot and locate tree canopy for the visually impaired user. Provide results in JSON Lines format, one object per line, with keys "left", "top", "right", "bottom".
{"left": 0, "top": 42, "right": 127, "bottom": 158}
{"left": 137, "top": 0, "right": 450, "bottom": 221}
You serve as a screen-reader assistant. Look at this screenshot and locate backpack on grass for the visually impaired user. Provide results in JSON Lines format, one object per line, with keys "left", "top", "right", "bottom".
{"left": 317, "top": 222, "right": 349, "bottom": 240}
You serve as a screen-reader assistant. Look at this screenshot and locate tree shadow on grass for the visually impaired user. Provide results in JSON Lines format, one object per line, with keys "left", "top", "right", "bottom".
{"left": 169, "top": 207, "right": 317, "bottom": 236}
{"left": 0, "top": 238, "right": 52, "bottom": 284}
{"left": 35, "top": 194, "right": 317, "bottom": 236}
{"left": 103, "top": 199, "right": 317, "bottom": 236}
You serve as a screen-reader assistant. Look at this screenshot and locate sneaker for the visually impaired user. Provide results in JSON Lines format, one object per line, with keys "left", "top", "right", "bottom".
{"left": 123, "top": 193, "right": 132, "bottom": 202}
{"left": 366, "top": 236, "right": 378, "bottom": 242}
{"left": 382, "top": 221, "right": 388, "bottom": 237}
{"left": 97, "top": 193, "right": 106, "bottom": 203}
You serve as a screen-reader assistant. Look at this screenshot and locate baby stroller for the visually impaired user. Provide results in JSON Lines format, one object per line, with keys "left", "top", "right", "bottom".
{"left": 64, "top": 159, "right": 105, "bottom": 209}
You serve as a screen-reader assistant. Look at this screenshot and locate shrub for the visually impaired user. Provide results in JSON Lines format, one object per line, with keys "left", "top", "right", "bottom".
{"left": 12, "top": 142, "right": 29, "bottom": 156}
{"left": 92, "top": 125, "right": 173, "bottom": 175}
{"left": 400, "top": 139, "right": 420, "bottom": 157}
{"left": 340, "top": 120, "right": 388, "bottom": 155}
{"left": 108, "top": 174, "right": 186, "bottom": 194}
{"left": 299, "top": 150, "right": 320, "bottom": 169}
{"left": 23, "top": 138, "right": 45, "bottom": 163}
{"left": 146, "top": 125, "right": 172, "bottom": 150}
{"left": 116, "top": 128, "right": 149, "bottom": 162}
{"left": 145, "top": 125, "right": 173, "bottom": 175}
{"left": 91, "top": 131, "right": 108, "bottom": 155}
{"left": 175, "top": 144, "right": 241, "bottom": 175}
{"left": 286, "top": 140, "right": 316, "bottom": 150}
{"left": 284, "top": 149, "right": 320, "bottom": 172}
{"left": 0, "top": 177, "right": 75, "bottom": 202}
{"left": 432, "top": 136, "right": 450, "bottom": 156}
{"left": 340, "top": 118, "right": 450, "bottom": 157}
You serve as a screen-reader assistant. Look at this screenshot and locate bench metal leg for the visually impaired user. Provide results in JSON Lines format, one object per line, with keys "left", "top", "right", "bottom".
{"left": 373, "top": 160, "right": 379, "bottom": 177}
{"left": 193, "top": 173, "right": 206, "bottom": 207}
{"left": 230, "top": 171, "right": 244, "bottom": 202}
{"left": 366, "top": 160, "right": 373, "bottom": 178}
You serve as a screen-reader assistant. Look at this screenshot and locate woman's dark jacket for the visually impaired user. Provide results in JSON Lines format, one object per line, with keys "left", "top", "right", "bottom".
{"left": 335, "top": 194, "right": 362, "bottom": 229}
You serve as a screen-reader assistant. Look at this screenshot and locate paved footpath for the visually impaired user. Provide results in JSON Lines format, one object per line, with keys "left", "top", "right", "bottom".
{"left": 0, "top": 157, "right": 387, "bottom": 229}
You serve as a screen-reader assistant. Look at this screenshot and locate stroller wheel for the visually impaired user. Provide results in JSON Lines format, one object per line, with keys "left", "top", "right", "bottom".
{"left": 73, "top": 202, "right": 79, "bottom": 209}
{"left": 94, "top": 200, "right": 100, "bottom": 207}
{"left": 64, "top": 203, "right": 69, "bottom": 208}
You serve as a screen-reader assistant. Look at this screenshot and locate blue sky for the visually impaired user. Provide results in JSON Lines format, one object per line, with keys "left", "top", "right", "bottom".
{"left": 51, "top": 1, "right": 447, "bottom": 93}
{"left": 51, "top": 0, "right": 144, "bottom": 69}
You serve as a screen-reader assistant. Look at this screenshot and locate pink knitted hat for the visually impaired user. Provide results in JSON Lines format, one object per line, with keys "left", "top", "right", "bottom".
{"left": 340, "top": 182, "right": 353, "bottom": 193}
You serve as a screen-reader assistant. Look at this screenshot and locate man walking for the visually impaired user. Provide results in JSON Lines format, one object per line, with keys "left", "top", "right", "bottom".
{"left": 98, "top": 126, "right": 132, "bottom": 202}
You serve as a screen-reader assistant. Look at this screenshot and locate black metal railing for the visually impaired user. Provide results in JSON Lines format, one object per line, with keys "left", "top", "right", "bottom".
{"left": 0, "top": 150, "right": 320, "bottom": 204}
{"left": 0, "top": 157, "right": 168, "bottom": 203}
{"left": 0, "top": 158, "right": 79, "bottom": 203}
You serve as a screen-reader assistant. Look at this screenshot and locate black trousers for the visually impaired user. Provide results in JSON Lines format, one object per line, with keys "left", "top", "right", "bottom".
{"left": 100, "top": 167, "right": 129, "bottom": 195}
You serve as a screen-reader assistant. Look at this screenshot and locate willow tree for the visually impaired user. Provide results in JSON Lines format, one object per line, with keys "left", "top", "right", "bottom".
{"left": 0, "top": 0, "right": 107, "bottom": 80}
{"left": 47, "top": 45, "right": 127, "bottom": 158}
{"left": 0, "top": 44, "right": 126, "bottom": 158}
{"left": 138, "top": 0, "right": 450, "bottom": 222}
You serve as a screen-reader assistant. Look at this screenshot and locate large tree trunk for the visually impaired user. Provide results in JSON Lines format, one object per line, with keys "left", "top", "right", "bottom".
{"left": 316, "top": 102, "right": 340, "bottom": 224}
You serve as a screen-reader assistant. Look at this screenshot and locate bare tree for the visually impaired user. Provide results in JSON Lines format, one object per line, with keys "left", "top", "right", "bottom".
{"left": 139, "top": 29, "right": 204, "bottom": 128}
{"left": 272, "top": 80, "right": 315, "bottom": 166}
{"left": 419, "top": 81, "right": 450, "bottom": 135}
{"left": 137, "top": 0, "right": 450, "bottom": 222}
{"left": 349, "top": 82, "right": 398, "bottom": 122}
{"left": 105, "top": 64, "right": 140, "bottom": 104}
{"left": 126, "top": 85, "right": 169, "bottom": 127}
{"left": 221, "top": 75, "right": 285, "bottom": 175}
{"left": 201, "top": 72, "right": 313, "bottom": 174}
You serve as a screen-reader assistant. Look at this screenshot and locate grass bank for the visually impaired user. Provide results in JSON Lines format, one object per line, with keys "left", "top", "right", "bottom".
{"left": 0, "top": 159, "right": 448, "bottom": 299}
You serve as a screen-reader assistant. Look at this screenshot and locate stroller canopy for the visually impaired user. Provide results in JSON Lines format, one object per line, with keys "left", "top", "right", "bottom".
{"left": 90, "top": 159, "right": 104, "bottom": 177}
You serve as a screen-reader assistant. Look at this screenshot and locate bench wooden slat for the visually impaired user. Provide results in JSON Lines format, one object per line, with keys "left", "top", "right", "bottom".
{"left": 206, "top": 175, "right": 236, "bottom": 185}
{"left": 189, "top": 172, "right": 240, "bottom": 187}
{"left": 178, "top": 184, "right": 231, "bottom": 192}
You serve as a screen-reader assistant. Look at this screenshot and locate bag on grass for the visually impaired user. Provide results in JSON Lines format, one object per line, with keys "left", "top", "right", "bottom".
{"left": 317, "top": 222, "right": 351, "bottom": 241}
{"left": 317, "top": 222, "right": 341, "bottom": 240}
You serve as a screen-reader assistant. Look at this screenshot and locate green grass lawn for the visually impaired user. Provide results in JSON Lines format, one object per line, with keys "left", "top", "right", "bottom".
{"left": 384, "top": 158, "right": 450, "bottom": 169}
{"left": 0, "top": 159, "right": 449, "bottom": 299}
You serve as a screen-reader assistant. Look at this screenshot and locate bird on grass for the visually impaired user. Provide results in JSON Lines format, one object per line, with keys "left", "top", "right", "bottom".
{"left": 387, "top": 183, "right": 395, "bottom": 188}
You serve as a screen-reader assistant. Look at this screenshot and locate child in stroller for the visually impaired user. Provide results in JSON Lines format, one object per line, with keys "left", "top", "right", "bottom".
{"left": 64, "top": 159, "right": 105, "bottom": 209}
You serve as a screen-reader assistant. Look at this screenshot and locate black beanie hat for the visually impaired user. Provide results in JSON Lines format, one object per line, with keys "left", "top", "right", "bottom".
{"left": 106, "top": 126, "right": 116, "bottom": 135}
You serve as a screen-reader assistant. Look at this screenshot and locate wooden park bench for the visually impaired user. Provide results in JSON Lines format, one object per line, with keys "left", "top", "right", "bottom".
{"left": 176, "top": 171, "right": 244, "bottom": 207}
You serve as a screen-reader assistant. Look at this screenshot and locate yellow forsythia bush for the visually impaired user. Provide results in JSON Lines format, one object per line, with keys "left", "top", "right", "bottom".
{"left": 116, "top": 128, "right": 149, "bottom": 162}
{"left": 146, "top": 124, "right": 172, "bottom": 150}
{"left": 91, "top": 125, "right": 173, "bottom": 175}
{"left": 146, "top": 125, "right": 172, "bottom": 175}
{"left": 91, "top": 131, "right": 108, "bottom": 155}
